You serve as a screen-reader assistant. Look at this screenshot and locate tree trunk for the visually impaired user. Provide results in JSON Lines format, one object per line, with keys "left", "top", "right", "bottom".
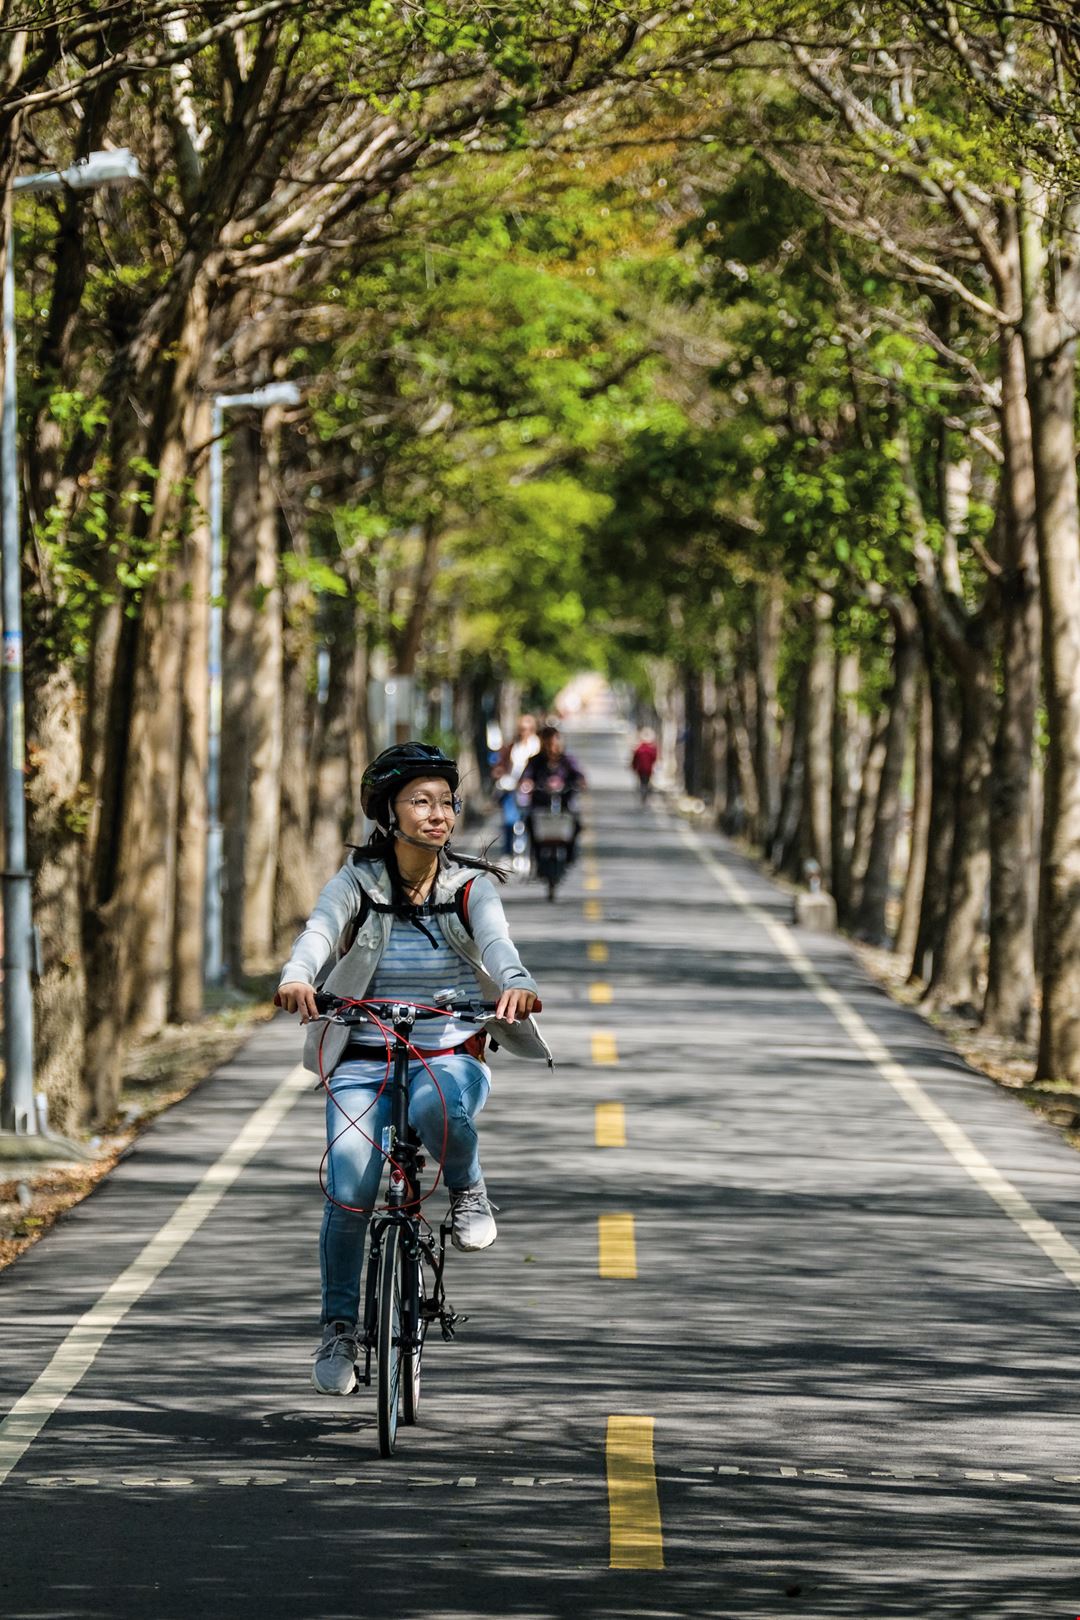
{"left": 26, "top": 666, "right": 87, "bottom": 1133}
{"left": 81, "top": 601, "right": 139, "bottom": 1126}
{"left": 804, "top": 591, "right": 833, "bottom": 887}
{"left": 848, "top": 708, "right": 888, "bottom": 914}
{"left": 983, "top": 328, "right": 1040, "bottom": 1037}
{"left": 118, "top": 572, "right": 186, "bottom": 1042}
{"left": 347, "top": 636, "right": 370, "bottom": 841}
{"left": 710, "top": 675, "right": 729, "bottom": 826}
{"left": 682, "top": 665, "right": 705, "bottom": 796}
{"left": 773, "top": 675, "right": 808, "bottom": 878}
{"left": 830, "top": 646, "right": 861, "bottom": 927}
{"left": 109, "top": 292, "right": 211, "bottom": 1046}
{"left": 753, "top": 582, "right": 782, "bottom": 847}
{"left": 719, "top": 692, "right": 745, "bottom": 836}
{"left": 221, "top": 422, "right": 256, "bottom": 981}
{"left": 854, "top": 605, "right": 918, "bottom": 945}
{"left": 310, "top": 595, "right": 358, "bottom": 884}
{"left": 728, "top": 682, "right": 759, "bottom": 837}
{"left": 1019, "top": 188, "right": 1080, "bottom": 1078}
{"left": 239, "top": 409, "right": 285, "bottom": 970}
{"left": 699, "top": 670, "right": 718, "bottom": 803}
{"left": 895, "top": 675, "right": 932, "bottom": 966}
{"left": 453, "top": 667, "right": 490, "bottom": 832}
{"left": 394, "top": 518, "right": 441, "bottom": 677}
{"left": 924, "top": 659, "right": 996, "bottom": 1013}
{"left": 169, "top": 402, "right": 212, "bottom": 1023}
{"left": 274, "top": 600, "right": 317, "bottom": 952}
{"left": 909, "top": 621, "right": 960, "bottom": 985}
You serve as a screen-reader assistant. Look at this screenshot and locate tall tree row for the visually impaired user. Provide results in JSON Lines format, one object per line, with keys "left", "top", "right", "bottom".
{"left": 6, "top": 0, "right": 1080, "bottom": 1133}
{"left": 5, "top": 2, "right": 746, "bottom": 1126}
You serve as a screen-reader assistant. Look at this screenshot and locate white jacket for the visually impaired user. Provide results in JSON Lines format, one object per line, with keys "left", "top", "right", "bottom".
{"left": 279, "top": 855, "right": 552, "bottom": 1074}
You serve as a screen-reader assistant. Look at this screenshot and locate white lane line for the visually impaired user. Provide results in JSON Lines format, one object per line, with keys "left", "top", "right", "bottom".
{"left": 0, "top": 1061, "right": 311, "bottom": 1487}
{"left": 677, "top": 821, "right": 1080, "bottom": 1293}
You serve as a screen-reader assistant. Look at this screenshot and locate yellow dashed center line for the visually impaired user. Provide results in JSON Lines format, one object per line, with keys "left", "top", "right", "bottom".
{"left": 598, "top": 1213, "right": 637, "bottom": 1278}
{"left": 607, "top": 1416, "right": 663, "bottom": 1569}
{"left": 587, "top": 941, "right": 609, "bottom": 964}
{"left": 584, "top": 899, "right": 603, "bottom": 921}
{"left": 584, "top": 874, "right": 602, "bottom": 891}
{"left": 591, "top": 1031, "right": 618, "bottom": 1065}
{"left": 595, "top": 1102, "right": 626, "bottom": 1147}
{"left": 588, "top": 981, "right": 613, "bottom": 1006}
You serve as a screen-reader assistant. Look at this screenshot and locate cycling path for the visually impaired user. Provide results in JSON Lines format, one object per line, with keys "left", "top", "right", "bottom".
{"left": 1, "top": 727, "right": 1080, "bottom": 1618}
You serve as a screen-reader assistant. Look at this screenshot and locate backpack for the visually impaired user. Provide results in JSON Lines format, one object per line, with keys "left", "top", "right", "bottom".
{"left": 332, "top": 875, "right": 476, "bottom": 964}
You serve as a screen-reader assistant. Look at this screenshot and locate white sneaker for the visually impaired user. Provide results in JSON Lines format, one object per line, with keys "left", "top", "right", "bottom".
{"left": 449, "top": 1179, "right": 498, "bottom": 1251}
{"left": 312, "top": 1320, "right": 359, "bottom": 1395}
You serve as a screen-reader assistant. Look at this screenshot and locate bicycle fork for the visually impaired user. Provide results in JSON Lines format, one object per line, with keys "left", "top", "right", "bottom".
{"left": 359, "top": 1219, "right": 464, "bottom": 1388}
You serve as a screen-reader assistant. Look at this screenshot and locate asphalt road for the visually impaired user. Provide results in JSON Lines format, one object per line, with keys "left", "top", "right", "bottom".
{"left": 2, "top": 727, "right": 1080, "bottom": 1619}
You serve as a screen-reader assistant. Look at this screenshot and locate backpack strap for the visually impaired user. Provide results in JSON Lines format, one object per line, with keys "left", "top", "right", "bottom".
{"left": 334, "top": 875, "right": 476, "bottom": 965}
{"left": 454, "top": 877, "right": 476, "bottom": 940}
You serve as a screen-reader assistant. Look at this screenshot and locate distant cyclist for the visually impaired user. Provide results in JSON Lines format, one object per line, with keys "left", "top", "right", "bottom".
{"left": 518, "top": 723, "right": 586, "bottom": 864}
{"left": 276, "top": 742, "right": 543, "bottom": 1396}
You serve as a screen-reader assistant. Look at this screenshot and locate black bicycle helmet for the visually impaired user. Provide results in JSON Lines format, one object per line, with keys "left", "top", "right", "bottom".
{"left": 360, "top": 741, "right": 460, "bottom": 829}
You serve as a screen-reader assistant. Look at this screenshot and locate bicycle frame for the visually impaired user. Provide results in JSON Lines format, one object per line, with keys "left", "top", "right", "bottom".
{"left": 355, "top": 1004, "right": 462, "bottom": 1391}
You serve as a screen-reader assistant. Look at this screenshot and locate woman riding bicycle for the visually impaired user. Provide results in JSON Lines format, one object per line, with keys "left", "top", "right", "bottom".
{"left": 276, "top": 741, "right": 542, "bottom": 1396}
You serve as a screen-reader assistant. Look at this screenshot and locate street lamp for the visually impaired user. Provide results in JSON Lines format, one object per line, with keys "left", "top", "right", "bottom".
{"left": 205, "top": 382, "right": 301, "bottom": 985}
{"left": 1, "top": 149, "right": 141, "bottom": 1135}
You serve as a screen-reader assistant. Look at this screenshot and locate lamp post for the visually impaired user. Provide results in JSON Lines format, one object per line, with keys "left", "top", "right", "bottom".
{"left": 1, "top": 149, "right": 140, "bottom": 1134}
{"left": 205, "top": 381, "right": 301, "bottom": 985}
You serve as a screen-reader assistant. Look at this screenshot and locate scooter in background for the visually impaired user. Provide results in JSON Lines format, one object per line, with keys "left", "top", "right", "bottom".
{"left": 529, "top": 792, "right": 576, "bottom": 902}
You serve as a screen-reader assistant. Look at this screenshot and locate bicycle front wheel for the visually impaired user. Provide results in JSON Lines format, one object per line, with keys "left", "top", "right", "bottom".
{"left": 376, "top": 1225, "right": 404, "bottom": 1457}
{"left": 402, "top": 1247, "right": 431, "bottom": 1425}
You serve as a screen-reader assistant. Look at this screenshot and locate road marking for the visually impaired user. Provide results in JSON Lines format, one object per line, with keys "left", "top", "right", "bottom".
{"left": 0, "top": 1061, "right": 311, "bottom": 1489}
{"left": 584, "top": 898, "right": 603, "bottom": 921}
{"left": 595, "top": 1102, "right": 627, "bottom": 1147}
{"left": 587, "top": 941, "right": 609, "bottom": 964}
{"left": 607, "top": 1416, "right": 663, "bottom": 1569}
{"left": 591, "top": 1031, "right": 618, "bottom": 1065}
{"left": 589, "top": 981, "right": 613, "bottom": 1005}
{"left": 677, "top": 819, "right": 1080, "bottom": 1294}
{"left": 598, "top": 1213, "right": 637, "bottom": 1277}
{"left": 584, "top": 875, "right": 602, "bottom": 891}
{"left": 21, "top": 1469, "right": 597, "bottom": 1492}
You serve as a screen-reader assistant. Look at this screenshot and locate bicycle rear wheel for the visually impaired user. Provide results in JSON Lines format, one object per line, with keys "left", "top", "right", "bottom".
{"left": 376, "top": 1225, "right": 404, "bottom": 1457}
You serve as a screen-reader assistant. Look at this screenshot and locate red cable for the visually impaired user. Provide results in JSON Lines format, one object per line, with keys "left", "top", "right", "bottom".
{"left": 315, "top": 998, "right": 466, "bottom": 1217}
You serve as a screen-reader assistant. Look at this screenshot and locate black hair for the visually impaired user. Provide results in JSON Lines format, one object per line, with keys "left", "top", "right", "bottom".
{"left": 346, "top": 832, "right": 508, "bottom": 920}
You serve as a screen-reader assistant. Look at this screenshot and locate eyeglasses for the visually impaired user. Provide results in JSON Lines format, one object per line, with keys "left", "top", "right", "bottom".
{"left": 400, "top": 794, "right": 461, "bottom": 816}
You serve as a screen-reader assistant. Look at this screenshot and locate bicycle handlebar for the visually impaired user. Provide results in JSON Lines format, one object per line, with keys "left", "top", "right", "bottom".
{"left": 312, "top": 992, "right": 499, "bottom": 1026}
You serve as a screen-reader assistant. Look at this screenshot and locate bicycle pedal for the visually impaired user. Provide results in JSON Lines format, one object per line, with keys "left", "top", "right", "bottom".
{"left": 440, "top": 1309, "right": 468, "bottom": 1341}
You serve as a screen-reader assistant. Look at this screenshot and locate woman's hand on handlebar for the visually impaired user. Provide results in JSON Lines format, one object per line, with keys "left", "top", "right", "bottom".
{"left": 275, "top": 981, "right": 320, "bottom": 1023}
{"left": 495, "top": 988, "right": 539, "bottom": 1023}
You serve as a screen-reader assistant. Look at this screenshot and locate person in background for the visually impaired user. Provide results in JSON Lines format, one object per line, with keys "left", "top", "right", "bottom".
{"left": 631, "top": 728, "right": 659, "bottom": 803}
{"left": 519, "top": 723, "right": 586, "bottom": 863}
{"left": 492, "top": 713, "right": 541, "bottom": 857}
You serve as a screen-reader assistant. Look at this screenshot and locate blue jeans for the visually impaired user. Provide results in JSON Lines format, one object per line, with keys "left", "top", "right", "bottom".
{"left": 319, "top": 1053, "right": 491, "bottom": 1325}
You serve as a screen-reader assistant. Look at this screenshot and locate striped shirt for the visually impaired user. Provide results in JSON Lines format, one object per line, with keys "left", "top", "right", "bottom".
{"left": 366, "top": 914, "right": 482, "bottom": 1048}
